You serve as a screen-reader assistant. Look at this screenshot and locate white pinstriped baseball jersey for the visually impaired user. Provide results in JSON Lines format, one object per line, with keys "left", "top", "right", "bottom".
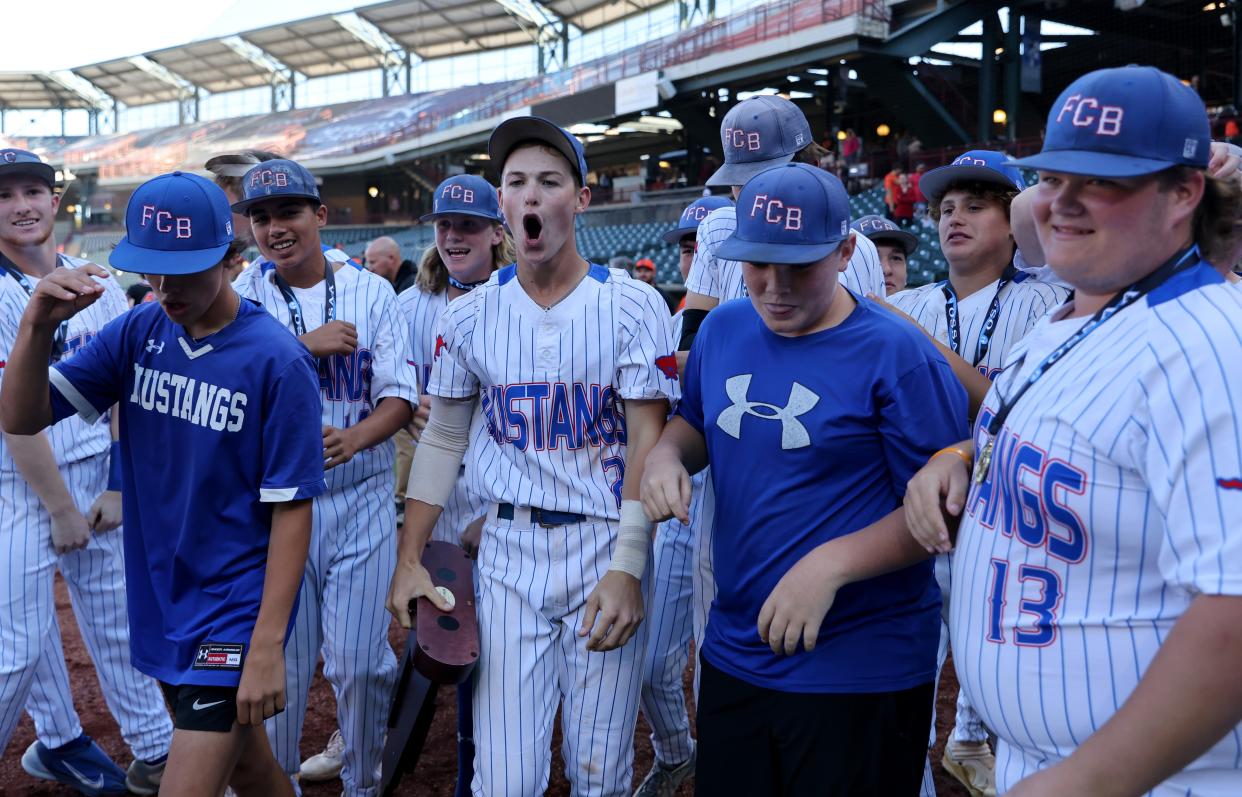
{"left": 234, "top": 258, "right": 420, "bottom": 492}
{"left": 0, "top": 256, "right": 126, "bottom": 472}
{"left": 396, "top": 285, "right": 488, "bottom": 541}
{"left": 953, "top": 262, "right": 1242, "bottom": 794}
{"left": 683, "top": 205, "right": 885, "bottom": 302}
{"left": 889, "top": 273, "right": 1068, "bottom": 379}
{"left": 427, "top": 263, "right": 679, "bottom": 518}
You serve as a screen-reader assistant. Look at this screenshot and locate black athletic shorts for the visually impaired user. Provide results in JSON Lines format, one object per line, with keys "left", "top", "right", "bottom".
{"left": 695, "top": 657, "right": 934, "bottom": 797}
{"left": 160, "top": 682, "right": 238, "bottom": 733}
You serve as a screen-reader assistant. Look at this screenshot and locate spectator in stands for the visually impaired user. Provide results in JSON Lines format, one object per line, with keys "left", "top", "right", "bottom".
{"left": 125, "top": 282, "right": 153, "bottom": 306}
{"left": 634, "top": 257, "right": 657, "bottom": 287}
{"left": 841, "top": 128, "right": 862, "bottom": 165}
{"left": 883, "top": 164, "right": 905, "bottom": 219}
{"left": 851, "top": 215, "right": 916, "bottom": 296}
{"left": 892, "top": 172, "right": 918, "bottom": 227}
{"left": 364, "top": 235, "right": 417, "bottom": 293}
{"left": 911, "top": 162, "right": 930, "bottom": 226}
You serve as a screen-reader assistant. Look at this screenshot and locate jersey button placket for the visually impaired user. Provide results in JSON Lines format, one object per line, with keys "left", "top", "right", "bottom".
{"left": 537, "top": 316, "right": 557, "bottom": 370}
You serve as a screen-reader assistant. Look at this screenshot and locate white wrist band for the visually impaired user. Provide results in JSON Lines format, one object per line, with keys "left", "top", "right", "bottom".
{"left": 608, "top": 499, "right": 652, "bottom": 580}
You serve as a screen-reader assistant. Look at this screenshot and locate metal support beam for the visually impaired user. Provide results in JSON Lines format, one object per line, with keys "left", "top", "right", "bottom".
{"left": 178, "top": 88, "right": 200, "bottom": 125}
{"left": 271, "top": 73, "right": 295, "bottom": 112}
{"left": 977, "top": 13, "right": 999, "bottom": 143}
{"left": 1003, "top": 8, "right": 1021, "bottom": 142}
{"left": 881, "top": 0, "right": 1005, "bottom": 59}
{"left": 677, "top": 0, "right": 713, "bottom": 29}
{"left": 857, "top": 55, "right": 970, "bottom": 146}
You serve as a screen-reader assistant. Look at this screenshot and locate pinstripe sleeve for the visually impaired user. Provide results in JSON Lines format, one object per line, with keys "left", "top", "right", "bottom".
{"left": 1143, "top": 290, "right": 1242, "bottom": 595}
{"left": 683, "top": 210, "right": 729, "bottom": 298}
{"left": 842, "top": 233, "right": 885, "bottom": 297}
{"left": 368, "top": 282, "right": 421, "bottom": 402}
{"left": 426, "top": 295, "right": 480, "bottom": 399}
{"left": 616, "top": 282, "right": 680, "bottom": 402}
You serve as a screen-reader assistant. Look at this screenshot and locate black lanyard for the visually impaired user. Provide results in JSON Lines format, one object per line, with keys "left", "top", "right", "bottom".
{"left": 974, "top": 246, "right": 1199, "bottom": 483}
{"left": 271, "top": 257, "right": 336, "bottom": 336}
{"left": 941, "top": 263, "right": 1017, "bottom": 368}
{"left": 2, "top": 252, "right": 69, "bottom": 363}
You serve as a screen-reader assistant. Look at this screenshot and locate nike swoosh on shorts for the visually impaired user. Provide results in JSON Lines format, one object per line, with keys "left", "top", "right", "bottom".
{"left": 193, "top": 698, "right": 227, "bottom": 711}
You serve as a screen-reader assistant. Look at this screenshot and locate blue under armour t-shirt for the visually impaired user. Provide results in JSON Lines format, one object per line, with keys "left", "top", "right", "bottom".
{"left": 48, "top": 299, "right": 326, "bottom": 686}
{"left": 679, "top": 295, "right": 969, "bottom": 692}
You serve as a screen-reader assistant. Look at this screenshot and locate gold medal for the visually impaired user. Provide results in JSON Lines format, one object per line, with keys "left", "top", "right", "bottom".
{"left": 973, "top": 439, "right": 994, "bottom": 485}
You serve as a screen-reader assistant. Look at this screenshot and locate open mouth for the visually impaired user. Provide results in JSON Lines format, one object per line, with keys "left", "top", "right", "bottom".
{"left": 12, "top": 218, "right": 38, "bottom": 230}
{"left": 162, "top": 300, "right": 188, "bottom": 314}
{"left": 1051, "top": 224, "right": 1092, "bottom": 236}
{"left": 522, "top": 214, "right": 543, "bottom": 245}
{"left": 945, "top": 232, "right": 971, "bottom": 243}
{"left": 445, "top": 247, "right": 471, "bottom": 259}
{"left": 271, "top": 239, "right": 296, "bottom": 253}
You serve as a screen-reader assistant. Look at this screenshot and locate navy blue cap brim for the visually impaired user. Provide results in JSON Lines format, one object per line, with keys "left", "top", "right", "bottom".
{"left": 716, "top": 236, "right": 844, "bottom": 266}
{"left": 230, "top": 192, "right": 321, "bottom": 215}
{"left": 866, "top": 229, "right": 919, "bottom": 255}
{"left": 661, "top": 226, "right": 696, "bottom": 244}
{"left": 705, "top": 153, "right": 796, "bottom": 187}
{"left": 1011, "top": 150, "right": 1183, "bottom": 178}
{"left": 110, "top": 238, "right": 231, "bottom": 275}
{"left": 0, "top": 162, "right": 56, "bottom": 187}
{"left": 419, "top": 208, "right": 504, "bottom": 223}
{"left": 489, "top": 117, "right": 586, "bottom": 183}
{"left": 919, "top": 164, "right": 1023, "bottom": 203}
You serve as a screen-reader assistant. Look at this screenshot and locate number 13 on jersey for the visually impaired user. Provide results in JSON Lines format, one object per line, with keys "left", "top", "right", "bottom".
{"left": 986, "top": 558, "right": 1063, "bottom": 647}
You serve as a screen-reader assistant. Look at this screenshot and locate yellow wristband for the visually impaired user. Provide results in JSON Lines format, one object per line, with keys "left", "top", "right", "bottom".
{"left": 931, "top": 446, "right": 972, "bottom": 468}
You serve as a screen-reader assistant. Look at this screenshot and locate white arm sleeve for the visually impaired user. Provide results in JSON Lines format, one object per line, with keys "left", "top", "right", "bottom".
{"left": 405, "top": 395, "right": 475, "bottom": 508}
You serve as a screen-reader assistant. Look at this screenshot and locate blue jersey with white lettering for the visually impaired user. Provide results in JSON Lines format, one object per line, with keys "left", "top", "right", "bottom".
{"left": 678, "top": 296, "right": 968, "bottom": 692}
{"left": 47, "top": 299, "right": 326, "bottom": 686}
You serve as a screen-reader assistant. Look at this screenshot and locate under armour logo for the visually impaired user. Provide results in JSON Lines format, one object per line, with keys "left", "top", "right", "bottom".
{"left": 716, "top": 374, "right": 819, "bottom": 449}
{"left": 146, "top": 339, "right": 164, "bottom": 354}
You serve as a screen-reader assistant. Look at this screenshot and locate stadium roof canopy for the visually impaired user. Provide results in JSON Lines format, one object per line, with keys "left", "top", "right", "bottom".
{"left": 0, "top": 71, "right": 108, "bottom": 110}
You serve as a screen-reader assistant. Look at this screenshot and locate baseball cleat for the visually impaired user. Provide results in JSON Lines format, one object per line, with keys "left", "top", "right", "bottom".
{"left": 21, "top": 735, "right": 130, "bottom": 797}
{"left": 633, "top": 748, "right": 696, "bottom": 797}
{"left": 299, "top": 728, "right": 345, "bottom": 781}
{"left": 125, "top": 754, "right": 167, "bottom": 795}
{"left": 941, "top": 739, "right": 997, "bottom": 797}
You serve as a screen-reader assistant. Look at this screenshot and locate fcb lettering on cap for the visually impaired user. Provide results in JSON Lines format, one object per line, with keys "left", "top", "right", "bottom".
{"left": 111, "top": 171, "right": 234, "bottom": 276}
{"left": 661, "top": 195, "right": 734, "bottom": 243}
{"left": 420, "top": 174, "right": 503, "bottom": 223}
{"left": 918, "top": 149, "right": 1026, "bottom": 204}
{"left": 1013, "top": 65, "right": 1211, "bottom": 177}
{"left": 231, "top": 159, "right": 322, "bottom": 214}
{"left": 707, "top": 96, "right": 814, "bottom": 188}
{"left": 851, "top": 214, "right": 918, "bottom": 255}
{"left": 717, "top": 163, "right": 852, "bottom": 266}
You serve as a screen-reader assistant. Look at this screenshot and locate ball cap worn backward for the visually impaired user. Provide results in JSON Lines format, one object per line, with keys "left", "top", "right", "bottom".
{"left": 111, "top": 172, "right": 234, "bottom": 276}
{"left": 661, "top": 195, "right": 734, "bottom": 243}
{"left": 1013, "top": 65, "right": 1211, "bottom": 177}
{"left": 717, "top": 163, "right": 852, "bottom": 266}
{"left": 488, "top": 116, "right": 589, "bottom": 186}
{"left": 706, "top": 95, "right": 814, "bottom": 188}
{"left": 230, "top": 159, "right": 322, "bottom": 214}
{"left": 851, "top": 215, "right": 918, "bottom": 256}
{"left": 420, "top": 174, "right": 504, "bottom": 223}
{"left": 917, "top": 150, "right": 1026, "bottom": 205}
{"left": 0, "top": 148, "right": 55, "bottom": 187}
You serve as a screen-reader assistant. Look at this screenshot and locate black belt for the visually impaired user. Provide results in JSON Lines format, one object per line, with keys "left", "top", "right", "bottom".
{"left": 497, "top": 503, "right": 587, "bottom": 527}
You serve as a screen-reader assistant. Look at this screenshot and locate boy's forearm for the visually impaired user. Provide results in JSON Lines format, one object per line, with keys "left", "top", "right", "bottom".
{"left": 813, "top": 508, "right": 931, "bottom": 588}
{"left": 252, "top": 498, "right": 313, "bottom": 648}
{"left": 347, "top": 396, "right": 413, "bottom": 450}
{"left": 4, "top": 432, "right": 76, "bottom": 515}
{"left": 652, "top": 416, "right": 709, "bottom": 476}
{"left": 0, "top": 321, "right": 57, "bottom": 434}
{"left": 620, "top": 399, "right": 668, "bottom": 501}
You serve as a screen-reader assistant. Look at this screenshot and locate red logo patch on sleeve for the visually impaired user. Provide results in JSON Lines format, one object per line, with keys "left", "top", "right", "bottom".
{"left": 1218, "top": 477, "right": 1242, "bottom": 491}
{"left": 434, "top": 335, "right": 447, "bottom": 359}
{"left": 654, "top": 354, "right": 678, "bottom": 380}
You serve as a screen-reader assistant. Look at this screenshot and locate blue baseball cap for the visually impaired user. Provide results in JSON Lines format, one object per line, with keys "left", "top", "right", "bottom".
{"left": 707, "top": 96, "right": 813, "bottom": 187}
{"left": 111, "top": 172, "right": 234, "bottom": 275}
{"left": 851, "top": 215, "right": 918, "bottom": 255}
{"left": 1013, "top": 65, "right": 1210, "bottom": 177}
{"left": 717, "top": 163, "right": 851, "bottom": 266}
{"left": 230, "top": 159, "right": 321, "bottom": 214}
{"left": 421, "top": 174, "right": 503, "bottom": 223}
{"left": 661, "top": 195, "right": 734, "bottom": 243}
{"left": 0, "top": 149, "right": 55, "bottom": 187}
{"left": 489, "top": 116, "right": 589, "bottom": 185}
{"left": 918, "top": 150, "right": 1025, "bottom": 204}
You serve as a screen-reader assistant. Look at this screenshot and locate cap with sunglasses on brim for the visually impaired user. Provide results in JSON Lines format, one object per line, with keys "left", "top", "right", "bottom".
{"left": 230, "top": 159, "right": 322, "bottom": 214}
{"left": 0, "top": 149, "right": 55, "bottom": 187}
{"left": 717, "top": 163, "right": 852, "bottom": 266}
{"left": 488, "top": 116, "right": 589, "bottom": 186}
{"left": 111, "top": 172, "right": 234, "bottom": 276}
{"left": 851, "top": 215, "right": 918, "bottom": 255}
{"left": 204, "top": 150, "right": 280, "bottom": 179}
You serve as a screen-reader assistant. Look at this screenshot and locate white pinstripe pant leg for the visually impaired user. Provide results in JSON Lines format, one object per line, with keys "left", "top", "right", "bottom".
{"left": 25, "top": 611, "right": 84, "bottom": 747}
{"left": 639, "top": 515, "right": 694, "bottom": 767}
{"left": 0, "top": 476, "right": 67, "bottom": 752}
{"left": 688, "top": 475, "right": 715, "bottom": 702}
{"left": 319, "top": 474, "right": 397, "bottom": 797}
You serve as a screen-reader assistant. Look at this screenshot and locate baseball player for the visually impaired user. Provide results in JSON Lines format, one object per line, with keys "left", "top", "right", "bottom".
{"left": 0, "top": 170, "right": 325, "bottom": 797}
{"left": 231, "top": 158, "right": 419, "bottom": 797}
{"left": 386, "top": 116, "right": 678, "bottom": 797}
{"left": 851, "top": 214, "right": 916, "bottom": 296}
{"left": 631, "top": 194, "right": 732, "bottom": 797}
{"left": 882, "top": 150, "right": 1069, "bottom": 797}
{"left": 641, "top": 162, "right": 968, "bottom": 796}
{"left": 0, "top": 149, "right": 174, "bottom": 796}
{"left": 837, "top": 65, "right": 1242, "bottom": 796}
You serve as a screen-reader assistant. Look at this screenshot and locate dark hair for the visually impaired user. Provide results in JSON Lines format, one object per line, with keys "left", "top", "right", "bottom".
{"left": 929, "top": 180, "right": 1019, "bottom": 222}
{"left": 794, "top": 141, "right": 830, "bottom": 167}
{"left": 504, "top": 139, "right": 584, "bottom": 188}
{"left": 1156, "top": 167, "right": 1242, "bottom": 267}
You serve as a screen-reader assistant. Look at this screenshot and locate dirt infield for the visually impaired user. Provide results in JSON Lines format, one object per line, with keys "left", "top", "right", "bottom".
{"left": 1, "top": 575, "right": 969, "bottom": 796}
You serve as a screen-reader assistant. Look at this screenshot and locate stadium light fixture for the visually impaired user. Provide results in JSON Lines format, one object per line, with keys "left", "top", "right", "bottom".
{"left": 368, "top": 186, "right": 379, "bottom": 198}
{"left": 876, "top": 124, "right": 891, "bottom": 137}
{"left": 837, "top": 131, "right": 847, "bottom": 141}
{"left": 993, "top": 109, "right": 1007, "bottom": 124}
{"left": 1204, "top": 1, "right": 1219, "bottom": 9}
{"left": 658, "top": 161, "right": 672, "bottom": 169}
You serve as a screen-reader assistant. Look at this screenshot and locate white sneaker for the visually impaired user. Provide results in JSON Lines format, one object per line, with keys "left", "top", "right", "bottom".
{"left": 299, "top": 729, "right": 345, "bottom": 782}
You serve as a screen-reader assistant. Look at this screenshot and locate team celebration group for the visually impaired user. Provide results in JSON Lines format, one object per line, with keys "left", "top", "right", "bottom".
{"left": 1, "top": 62, "right": 1241, "bottom": 797}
